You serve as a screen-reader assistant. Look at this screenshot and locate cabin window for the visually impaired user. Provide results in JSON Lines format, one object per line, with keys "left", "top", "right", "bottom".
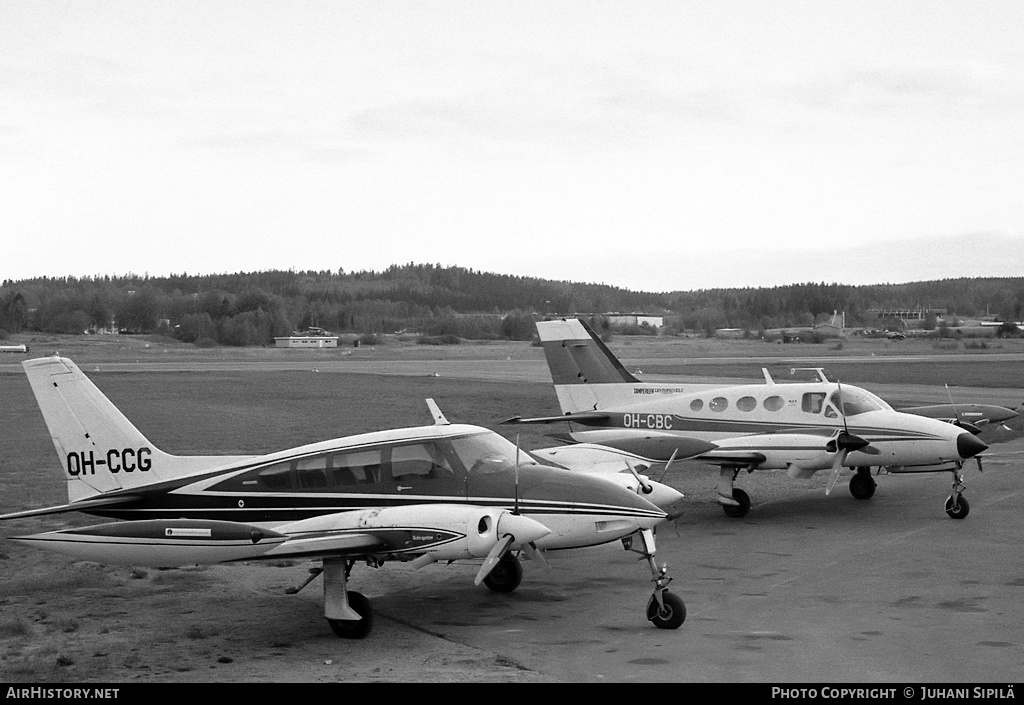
{"left": 709, "top": 397, "right": 728, "bottom": 412}
{"left": 295, "top": 455, "right": 329, "bottom": 489}
{"left": 763, "top": 395, "right": 785, "bottom": 412}
{"left": 258, "top": 463, "right": 293, "bottom": 490}
{"left": 737, "top": 396, "right": 756, "bottom": 412}
{"left": 690, "top": 399, "right": 703, "bottom": 412}
{"left": 331, "top": 449, "right": 383, "bottom": 485}
{"left": 801, "top": 392, "right": 826, "bottom": 414}
{"left": 389, "top": 442, "right": 455, "bottom": 482}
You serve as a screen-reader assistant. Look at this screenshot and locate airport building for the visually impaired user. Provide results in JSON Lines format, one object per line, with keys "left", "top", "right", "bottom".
{"left": 273, "top": 336, "right": 339, "bottom": 348}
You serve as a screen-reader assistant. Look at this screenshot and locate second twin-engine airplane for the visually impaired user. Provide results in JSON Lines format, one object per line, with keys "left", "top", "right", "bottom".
{"left": 506, "top": 318, "right": 990, "bottom": 520}
{"left": 1, "top": 356, "right": 690, "bottom": 638}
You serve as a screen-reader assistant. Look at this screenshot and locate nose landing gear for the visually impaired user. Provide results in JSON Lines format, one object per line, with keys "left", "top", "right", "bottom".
{"left": 624, "top": 527, "right": 686, "bottom": 629}
{"left": 945, "top": 466, "right": 970, "bottom": 519}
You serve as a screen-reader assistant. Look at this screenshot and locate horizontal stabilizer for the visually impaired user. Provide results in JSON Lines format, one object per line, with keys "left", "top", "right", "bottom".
{"left": 503, "top": 410, "right": 611, "bottom": 425}
{"left": 577, "top": 435, "right": 718, "bottom": 462}
{"left": 0, "top": 494, "right": 141, "bottom": 521}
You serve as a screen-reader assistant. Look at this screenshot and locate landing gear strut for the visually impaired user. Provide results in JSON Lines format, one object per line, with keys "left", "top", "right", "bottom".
{"left": 945, "top": 466, "right": 970, "bottom": 519}
{"left": 718, "top": 468, "right": 751, "bottom": 518}
{"left": 624, "top": 528, "right": 685, "bottom": 629}
{"left": 322, "top": 558, "right": 374, "bottom": 638}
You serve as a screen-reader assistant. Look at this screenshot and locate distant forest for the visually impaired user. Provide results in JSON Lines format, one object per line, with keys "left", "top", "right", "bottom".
{"left": 2, "top": 265, "right": 1023, "bottom": 346}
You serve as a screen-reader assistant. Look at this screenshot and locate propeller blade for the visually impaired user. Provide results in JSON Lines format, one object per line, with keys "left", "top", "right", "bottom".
{"left": 474, "top": 534, "right": 515, "bottom": 586}
{"left": 826, "top": 450, "right": 847, "bottom": 496}
{"left": 625, "top": 458, "right": 653, "bottom": 495}
{"left": 657, "top": 448, "right": 680, "bottom": 483}
{"left": 945, "top": 384, "right": 963, "bottom": 425}
{"left": 522, "top": 541, "right": 550, "bottom": 570}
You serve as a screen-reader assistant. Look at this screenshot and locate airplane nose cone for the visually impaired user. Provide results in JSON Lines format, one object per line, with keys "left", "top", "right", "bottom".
{"left": 957, "top": 432, "right": 988, "bottom": 459}
{"left": 641, "top": 480, "right": 685, "bottom": 512}
{"left": 496, "top": 512, "right": 551, "bottom": 547}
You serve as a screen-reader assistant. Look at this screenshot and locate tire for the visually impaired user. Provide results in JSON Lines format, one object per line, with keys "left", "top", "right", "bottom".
{"left": 647, "top": 590, "right": 686, "bottom": 629}
{"left": 327, "top": 591, "right": 373, "bottom": 639}
{"left": 945, "top": 494, "right": 970, "bottom": 520}
{"left": 483, "top": 552, "right": 523, "bottom": 593}
{"left": 722, "top": 488, "right": 750, "bottom": 518}
{"left": 849, "top": 472, "right": 876, "bottom": 500}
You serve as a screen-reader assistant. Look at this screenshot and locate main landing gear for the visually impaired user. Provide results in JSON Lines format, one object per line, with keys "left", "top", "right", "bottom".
{"left": 286, "top": 559, "right": 375, "bottom": 639}
{"left": 718, "top": 468, "right": 751, "bottom": 518}
{"left": 322, "top": 559, "right": 373, "bottom": 638}
{"left": 849, "top": 467, "right": 877, "bottom": 500}
{"left": 623, "top": 527, "right": 685, "bottom": 629}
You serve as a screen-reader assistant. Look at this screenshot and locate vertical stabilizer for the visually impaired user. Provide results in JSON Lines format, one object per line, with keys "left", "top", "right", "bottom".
{"left": 22, "top": 357, "right": 242, "bottom": 504}
{"left": 535, "top": 319, "right": 640, "bottom": 414}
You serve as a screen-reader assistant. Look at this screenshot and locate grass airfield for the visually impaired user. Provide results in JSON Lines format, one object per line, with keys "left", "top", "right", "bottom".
{"left": 1, "top": 332, "right": 1023, "bottom": 682}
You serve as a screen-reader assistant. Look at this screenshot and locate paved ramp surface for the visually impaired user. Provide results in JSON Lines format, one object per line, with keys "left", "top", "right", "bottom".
{"left": 363, "top": 445, "right": 1024, "bottom": 682}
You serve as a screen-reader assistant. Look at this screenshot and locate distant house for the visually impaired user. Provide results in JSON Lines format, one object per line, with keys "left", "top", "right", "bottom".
{"left": 605, "top": 314, "right": 664, "bottom": 329}
{"left": 274, "top": 336, "right": 339, "bottom": 349}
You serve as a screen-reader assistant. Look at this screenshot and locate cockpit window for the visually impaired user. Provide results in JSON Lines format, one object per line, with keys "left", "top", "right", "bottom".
{"left": 829, "top": 387, "right": 888, "bottom": 416}
{"left": 449, "top": 432, "right": 523, "bottom": 475}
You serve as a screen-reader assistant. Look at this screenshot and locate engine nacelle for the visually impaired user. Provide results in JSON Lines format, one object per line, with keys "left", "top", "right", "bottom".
{"left": 276, "top": 504, "right": 550, "bottom": 562}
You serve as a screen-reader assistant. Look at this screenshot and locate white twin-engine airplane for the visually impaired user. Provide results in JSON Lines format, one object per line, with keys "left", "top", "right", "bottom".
{"left": 506, "top": 318, "right": 990, "bottom": 520}
{"left": 1, "top": 357, "right": 695, "bottom": 638}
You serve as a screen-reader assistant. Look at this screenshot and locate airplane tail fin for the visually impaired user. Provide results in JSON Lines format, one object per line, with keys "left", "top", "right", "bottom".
{"left": 536, "top": 318, "right": 639, "bottom": 386}
{"left": 22, "top": 357, "right": 243, "bottom": 505}
{"left": 535, "top": 318, "right": 641, "bottom": 415}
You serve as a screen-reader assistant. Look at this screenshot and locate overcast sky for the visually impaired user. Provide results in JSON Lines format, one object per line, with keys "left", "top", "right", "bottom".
{"left": 2, "top": 1, "right": 1022, "bottom": 292}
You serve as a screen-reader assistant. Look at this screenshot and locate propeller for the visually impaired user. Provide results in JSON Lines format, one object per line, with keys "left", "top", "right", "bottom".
{"left": 825, "top": 382, "right": 872, "bottom": 495}
{"left": 625, "top": 458, "right": 654, "bottom": 495}
{"left": 474, "top": 534, "right": 515, "bottom": 585}
{"left": 474, "top": 436, "right": 551, "bottom": 585}
{"left": 944, "top": 384, "right": 983, "bottom": 435}
{"left": 472, "top": 512, "right": 550, "bottom": 585}
{"left": 521, "top": 541, "right": 550, "bottom": 570}
{"left": 656, "top": 448, "right": 680, "bottom": 484}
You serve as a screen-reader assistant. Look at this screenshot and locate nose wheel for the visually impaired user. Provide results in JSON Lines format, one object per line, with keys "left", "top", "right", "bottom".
{"left": 624, "top": 528, "right": 686, "bottom": 629}
{"left": 944, "top": 467, "right": 969, "bottom": 519}
{"left": 647, "top": 589, "right": 686, "bottom": 629}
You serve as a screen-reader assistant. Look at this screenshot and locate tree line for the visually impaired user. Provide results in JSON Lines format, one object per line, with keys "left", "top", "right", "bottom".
{"left": 2, "top": 265, "right": 1023, "bottom": 346}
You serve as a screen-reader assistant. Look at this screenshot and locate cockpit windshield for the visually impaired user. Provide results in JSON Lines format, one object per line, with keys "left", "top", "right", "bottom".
{"left": 829, "top": 386, "right": 890, "bottom": 416}
{"left": 448, "top": 431, "right": 531, "bottom": 476}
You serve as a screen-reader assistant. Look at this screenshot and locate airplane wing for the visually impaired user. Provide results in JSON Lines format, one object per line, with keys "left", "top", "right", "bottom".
{"left": 554, "top": 433, "right": 718, "bottom": 462}
{"left": 696, "top": 449, "right": 769, "bottom": 468}
{"left": 244, "top": 531, "right": 389, "bottom": 561}
{"left": 11, "top": 505, "right": 551, "bottom": 570}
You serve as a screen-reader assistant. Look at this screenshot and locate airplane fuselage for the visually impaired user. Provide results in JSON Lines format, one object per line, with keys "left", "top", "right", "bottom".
{"left": 72, "top": 424, "right": 668, "bottom": 552}
{"left": 555, "top": 379, "right": 985, "bottom": 474}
